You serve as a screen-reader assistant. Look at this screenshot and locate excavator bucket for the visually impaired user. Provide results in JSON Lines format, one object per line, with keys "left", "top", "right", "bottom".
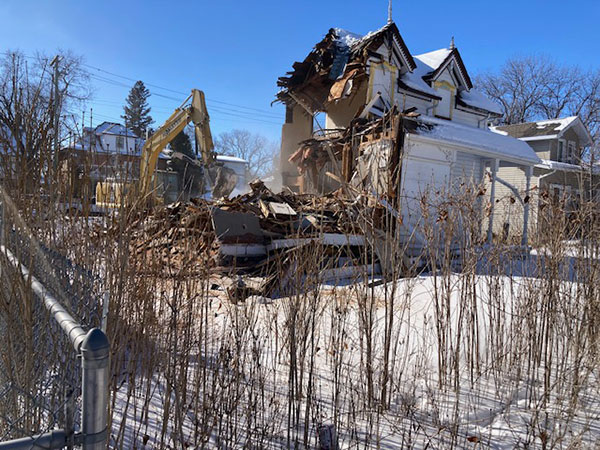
{"left": 209, "top": 165, "right": 238, "bottom": 198}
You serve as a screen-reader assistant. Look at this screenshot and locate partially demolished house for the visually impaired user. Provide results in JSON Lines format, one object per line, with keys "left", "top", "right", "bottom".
{"left": 277, "top": 22, "right": 541, "bottom": 252}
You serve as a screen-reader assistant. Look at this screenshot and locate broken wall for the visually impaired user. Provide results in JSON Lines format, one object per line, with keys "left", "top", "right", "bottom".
{"left": 279, "top": 103, "right": 313, "bottom": 192}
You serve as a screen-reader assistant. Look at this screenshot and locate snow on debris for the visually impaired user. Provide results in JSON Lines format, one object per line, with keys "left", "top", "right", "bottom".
{"left": 417, "top": 115, "right": 541, "bottom": 165}
{"left": 333, "top": 28, "right": 363, "bottom": 48}
{"left": 216, "top": 155, "right": 248, "bottom": 164}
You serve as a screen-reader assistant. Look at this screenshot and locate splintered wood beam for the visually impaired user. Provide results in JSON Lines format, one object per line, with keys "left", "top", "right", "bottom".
{"left": 342, "top": 143, "right": 353, "bottom": 182}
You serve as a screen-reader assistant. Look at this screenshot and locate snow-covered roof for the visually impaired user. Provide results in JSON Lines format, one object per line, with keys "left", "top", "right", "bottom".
{"left": 399, "top": 48, "right": 501, "bottom": 115}
{"left": 457, "top": 89, "right": 503, "bottom": 115}
{"left": 536, "top": 159, "right": 600, "bottom": 174}
{"left": 399, "top": 58, "right": 442, "bottom": 99}
{"left": 67, "top": 122, "right": 170, "bottom": 158}
{"left": 93, "top": 122, "right": 139, "bottom": 138}
{"left": 414, "top": 115, "right": 541, "bottom": 165}
{"left": 492, "top": 116, "right": 593, "bottom": 146}
{"left": 413, "top": 48, "right": 452, "bottom": 71}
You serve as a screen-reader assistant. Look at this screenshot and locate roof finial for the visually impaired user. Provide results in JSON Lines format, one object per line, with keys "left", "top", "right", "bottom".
{"left": 450, "top": 36, "right": 455, "bottom": 50}
{"left": 387, "top": 0, "right": 393, "bottom": 24}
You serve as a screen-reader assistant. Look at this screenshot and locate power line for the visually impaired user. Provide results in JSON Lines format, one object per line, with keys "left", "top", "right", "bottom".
{"left": 84, "top": 62, "right": 282, "bottom": 117}
{"left": 3, "top": 51, "right": 284, "bottom": 125}
{"left": 89, "top": 96, "right": 282, "bottom": 121}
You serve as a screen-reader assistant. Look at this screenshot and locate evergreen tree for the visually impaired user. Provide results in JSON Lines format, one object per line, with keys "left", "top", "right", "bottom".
{"left": 170, "top": 130, "right": 194, "bottom": 158}
{"left": 122, "top": 80, "right": 153, "bottom": 137}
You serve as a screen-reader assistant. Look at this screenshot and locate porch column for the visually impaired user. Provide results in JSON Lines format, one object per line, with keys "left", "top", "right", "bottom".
{"left": 521, "top": 165, "right": 533, "bottom": 246}
{"left": 487, "top": 158, "right": 499, "bottom": 244}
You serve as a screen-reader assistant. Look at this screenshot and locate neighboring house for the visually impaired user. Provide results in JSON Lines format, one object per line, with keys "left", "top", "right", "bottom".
{"left": 490, "top": 116, "right": 596, "bottom": 241}
{"left": 59, "top": 122, "right": 173, "bottom": 202}
{"left": 277, "top": 22, "right": 541, "bottom": 251}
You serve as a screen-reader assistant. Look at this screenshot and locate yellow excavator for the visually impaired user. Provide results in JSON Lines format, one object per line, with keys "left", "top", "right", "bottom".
{"left": 96, "top": 89, "right": 237, "bottom": 207}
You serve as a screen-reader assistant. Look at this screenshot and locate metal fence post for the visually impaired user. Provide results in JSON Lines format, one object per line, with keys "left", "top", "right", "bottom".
{"left": 80, "top": 328, "right": 109, "bottom": 450}
{"left": 64, "top": 386, "right": 75, "bottom": 450}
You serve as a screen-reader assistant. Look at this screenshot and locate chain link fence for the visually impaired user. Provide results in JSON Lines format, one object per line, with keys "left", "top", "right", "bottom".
{"left": 0, "top": 199, "right": 109, "bottom": 449}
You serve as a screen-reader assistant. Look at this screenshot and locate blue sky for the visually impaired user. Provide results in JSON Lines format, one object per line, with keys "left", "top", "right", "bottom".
{"left": 1, "top": 0, "right": 598, "bottom": 141}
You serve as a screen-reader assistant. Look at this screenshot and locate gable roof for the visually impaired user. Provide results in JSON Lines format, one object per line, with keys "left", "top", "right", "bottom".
{"left": 414, "top": 48, "right": 473, "bottom": 90}
{"left": 94, "top": 122, "right": 139, "bottom": 138}
{"left": 401, "top": 47, "right": 500, "bottom": 115}
{"left": 492, "top": 116, "right": 593, "bottom": 146}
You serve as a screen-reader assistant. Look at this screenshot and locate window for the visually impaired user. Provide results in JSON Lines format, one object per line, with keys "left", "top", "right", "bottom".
{"left": 116, "top": 136, "right": 125, "bottom": 150}
{"left": 557, "top": 139, "right": 565, "bottom": 162}
{"left": 567, "top": 141, "right": 576, "bottom": 164}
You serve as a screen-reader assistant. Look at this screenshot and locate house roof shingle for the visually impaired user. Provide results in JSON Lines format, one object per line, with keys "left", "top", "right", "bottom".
{"left": 492, "top": 116, "right": 593, "bottom": 146}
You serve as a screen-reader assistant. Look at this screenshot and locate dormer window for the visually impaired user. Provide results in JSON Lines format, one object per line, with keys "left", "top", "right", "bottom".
{"left": 433, "top": 81, "right": 455, "bottom": 119}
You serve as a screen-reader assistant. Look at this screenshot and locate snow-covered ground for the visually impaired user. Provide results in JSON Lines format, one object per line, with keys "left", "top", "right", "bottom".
{"left": 108, "top": 270, "right": 600, "bottom": 449}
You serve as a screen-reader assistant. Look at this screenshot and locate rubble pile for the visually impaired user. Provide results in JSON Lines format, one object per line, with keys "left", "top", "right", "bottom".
{"left": 125, "top": 180, "right": 382, "bottom": 290}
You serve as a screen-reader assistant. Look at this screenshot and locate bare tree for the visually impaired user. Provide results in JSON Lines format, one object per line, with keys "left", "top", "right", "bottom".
{"left": 214, "top": 129, "right": 278, "bottom": 179}
{"left": 0, "top": 50, "right": 89, "bottom": 194}
{"left": 476, "top": 55, "right": 600, "bottom": 141}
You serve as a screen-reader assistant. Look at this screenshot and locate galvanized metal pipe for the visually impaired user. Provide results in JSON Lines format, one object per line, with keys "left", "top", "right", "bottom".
{"left": 80, "top": 328, "right": 109, "bottom": 450}
{"left": 0, "top": 245, "right": 87, "bottom": 352}
{"left": 0, "top": 430, "right": 66, "bottom": 449}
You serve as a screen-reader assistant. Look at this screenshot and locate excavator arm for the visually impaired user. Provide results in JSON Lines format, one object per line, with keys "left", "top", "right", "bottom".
{"left": 139, "top": 89, "right": 223, "bottom": 198}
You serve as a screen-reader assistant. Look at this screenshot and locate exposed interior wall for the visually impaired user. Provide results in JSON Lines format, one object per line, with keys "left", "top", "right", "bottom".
{"left": 279, "top": 104, "right": 313, "bottom": 192}
{"left": 325, "top": 81, "right": 368, "bottom": 130}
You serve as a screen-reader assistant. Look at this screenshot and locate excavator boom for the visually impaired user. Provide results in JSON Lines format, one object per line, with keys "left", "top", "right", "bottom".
{"left": 139, "top": 89, "right": 217, "bottom": 198}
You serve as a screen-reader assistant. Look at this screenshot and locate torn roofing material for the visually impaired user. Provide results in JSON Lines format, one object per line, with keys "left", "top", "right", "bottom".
{"left": 414, "top": 115, "right": 541, "bottom": 165}
{"left": 276, "top": 22, "right": 415, "bottom": 104}
{"left": 492, "top": 116, "right": 593, "bottom": 146}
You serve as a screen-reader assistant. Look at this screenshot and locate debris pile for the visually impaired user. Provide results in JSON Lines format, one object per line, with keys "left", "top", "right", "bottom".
{"left": 125, "top": 180, "right": 386, "bottom": 295}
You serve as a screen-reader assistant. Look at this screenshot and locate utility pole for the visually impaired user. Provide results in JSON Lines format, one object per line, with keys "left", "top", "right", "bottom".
{"left": 50, "top": 55, "right": 61, "bottom": 172}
